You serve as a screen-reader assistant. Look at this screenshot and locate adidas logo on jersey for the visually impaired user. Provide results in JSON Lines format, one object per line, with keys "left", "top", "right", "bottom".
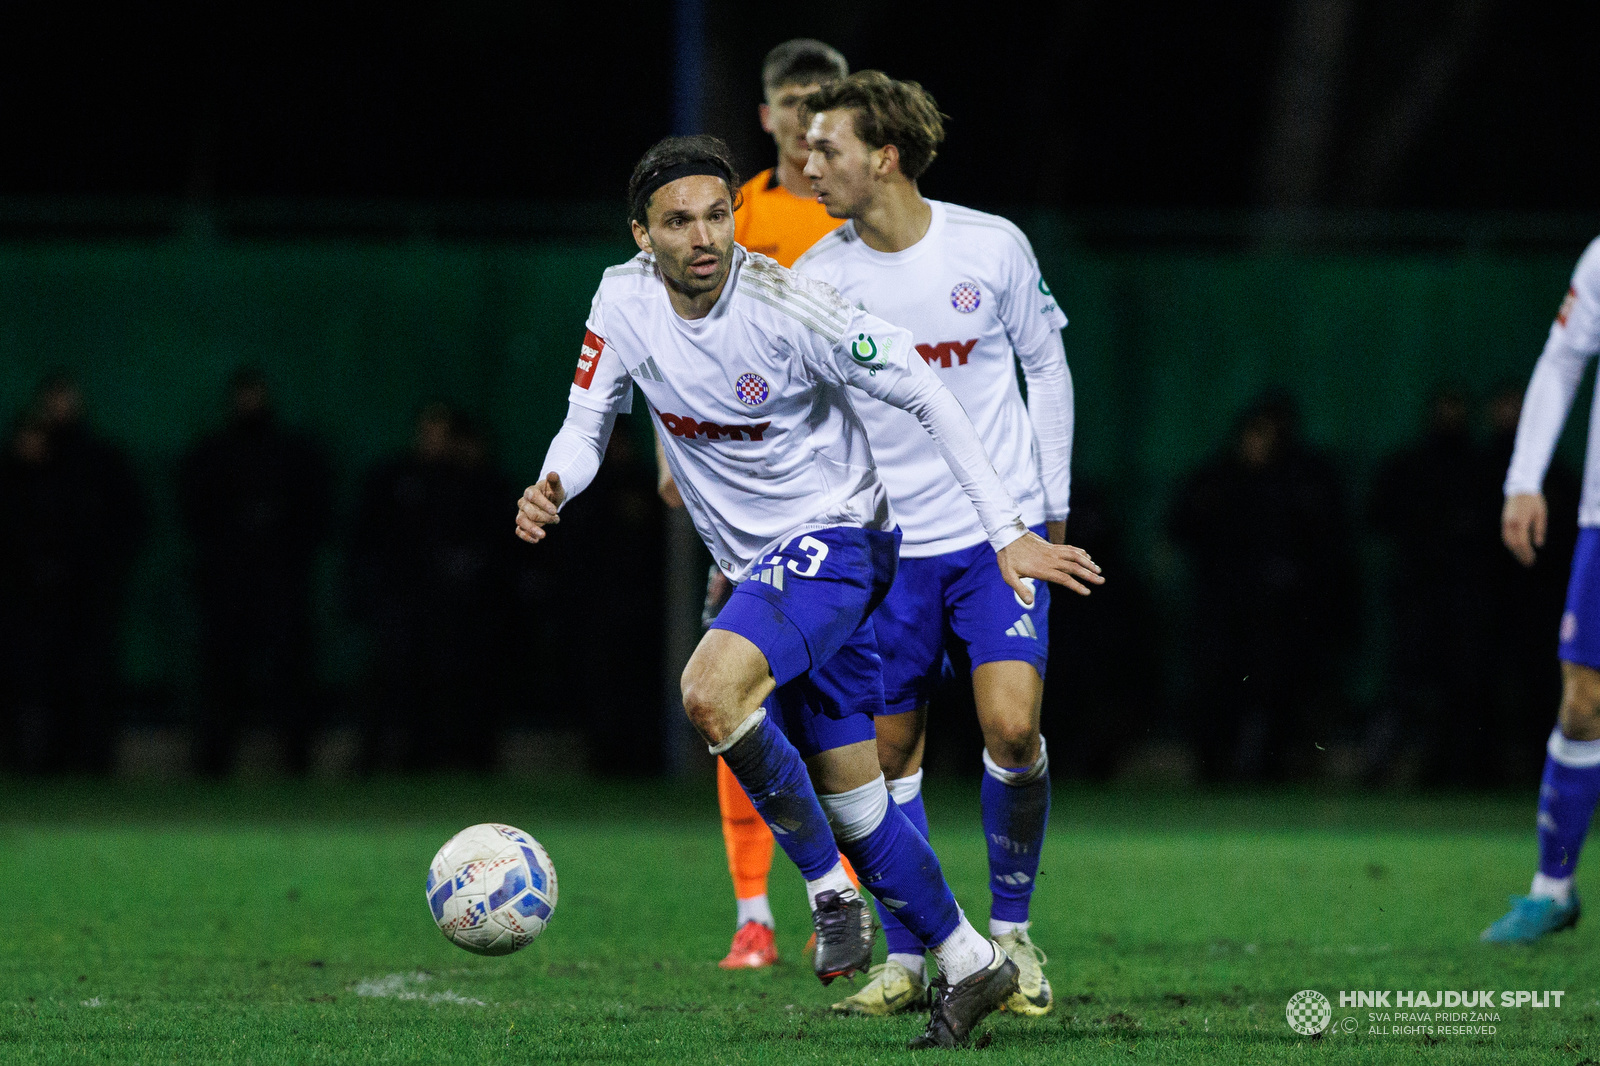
{"left": 658, "top": 411, "right": 772, "bottom": 442}
{"left": 629, "top": 357, "right": 665, "bottom": 382}
{"left": 748, "top": 564, "right": 785, "bottom": 591}
{"left": 1006, "top": 615, "right": 1039, "bottom": 639}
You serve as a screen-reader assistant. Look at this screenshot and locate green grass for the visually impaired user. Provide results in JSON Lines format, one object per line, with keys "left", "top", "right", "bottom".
{"left": 0, "top": 777, "right": 1595, "bottom": 1064}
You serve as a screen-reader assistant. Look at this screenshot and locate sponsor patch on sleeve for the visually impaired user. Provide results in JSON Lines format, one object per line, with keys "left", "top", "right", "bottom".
{"left": 1557, "top": 286, "right": 1577, "bottom": 327}
{"left": 574, "top": 329, "right": 605, "bottom": 389}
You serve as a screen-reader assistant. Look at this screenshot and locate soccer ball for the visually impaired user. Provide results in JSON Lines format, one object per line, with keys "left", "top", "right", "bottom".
{"left": 426, "top": 823, "right": 558, "bottom": 955}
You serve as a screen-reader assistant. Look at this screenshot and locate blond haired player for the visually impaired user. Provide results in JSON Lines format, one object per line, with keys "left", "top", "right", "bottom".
{"left": 796, "top": 71, "right": 1074, "bottom": 1017}
{"left": 654, "top": 39, "right": 854, "bottom": 971}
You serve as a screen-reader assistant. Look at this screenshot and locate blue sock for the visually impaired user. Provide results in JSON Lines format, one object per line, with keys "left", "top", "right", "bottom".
{"left": 717, "top": 712, "right": 839, "bottom": 881}
{"left": 982, "top": 738, "right": 1051, "bottom": 924}
{"left": 836, "top": 792, "right": 961, "bottom": 949}
{"left": 1537, "top": 728, "right": 1600, "bottom": 883}
{"left": 876, "top": 775, "right": 931, "bottom": 959}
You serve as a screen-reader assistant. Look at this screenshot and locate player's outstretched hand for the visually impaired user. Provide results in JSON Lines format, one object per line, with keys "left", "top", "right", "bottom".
{"left": 997, "top": 532, "right": 1104, "bottom": 603}
{"left": 515, "top": 472, "right": 566, "bottom": 544}
{"left": 1502, "top": 492, "right": 1547, "bottom": 568}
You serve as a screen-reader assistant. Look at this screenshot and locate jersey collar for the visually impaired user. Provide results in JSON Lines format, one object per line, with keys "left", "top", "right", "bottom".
{"left": 844, "top": 199, "right": 945, "bottom": 265}
{"left": 659, "top": 244, "right": 746, "bottom": 332}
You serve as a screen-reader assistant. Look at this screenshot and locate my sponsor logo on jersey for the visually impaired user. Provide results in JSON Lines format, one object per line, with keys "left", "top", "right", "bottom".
{"left": 734, "top": 372, "right": 770, "bottom": 407}
{"left": 573, "top": 329, "right": 605, "bottom": 389}
{"left": 850, "top": 332, "right": 888, "bottom": 371}
{"left": 657, "top": 410, "right": 772, "bottom": 442}
{"left": 917, "top": 339, "right": 978, "bottom": 368}
{"left": 1558, "top": 286, "right": 1577, "bottom": 327}
{"left": 950, "top": 282, "right": 981, "bottom": 313}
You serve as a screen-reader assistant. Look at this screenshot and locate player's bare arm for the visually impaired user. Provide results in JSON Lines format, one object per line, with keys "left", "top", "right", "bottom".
{"left": 653, "top": 429, "right": 683, "bottom": 508}
{"left": 1502, "top": 491, "right": 1547, "bottom": 567}
{"left": 514, "top": 472, "right": 564, "bottom": 543}
{"left": 1045, "top": 520, "right": 1066, "bottom": 544}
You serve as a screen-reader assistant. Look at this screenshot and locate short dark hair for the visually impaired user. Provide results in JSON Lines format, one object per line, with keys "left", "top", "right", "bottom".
{"left": 627, "top": 135, "right": 742, "bottom": 226}
{"left": 761, "top": 38, "right": 848, "bottom": 94}
{"left": 803, "top": 71, "right": 947, "bottom": 181}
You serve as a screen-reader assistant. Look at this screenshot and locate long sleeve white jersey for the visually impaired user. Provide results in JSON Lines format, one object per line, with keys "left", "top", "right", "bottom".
{"left": 1505, "top": 236, "right": 1600, "bottom": 526}
{"left": 541, "top": 246, "right": 1028, "bottom": 580}
{"left": 795, "top": 200, "right": 1073, "bottom": 557}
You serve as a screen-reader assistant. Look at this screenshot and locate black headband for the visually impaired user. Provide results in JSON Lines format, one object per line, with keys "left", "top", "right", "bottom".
{"left": 632, "top": 160, "right": 733, "bottom": 221}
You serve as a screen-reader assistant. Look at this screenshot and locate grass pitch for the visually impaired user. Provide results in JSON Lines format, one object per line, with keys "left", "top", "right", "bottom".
{"left": 0, "top": 776, "right": 1594, "bottom": 1065}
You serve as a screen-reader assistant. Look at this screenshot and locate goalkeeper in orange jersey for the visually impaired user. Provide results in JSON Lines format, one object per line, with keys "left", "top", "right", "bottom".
{"left": 653, "top": 38, "right": 851, "bottom": 970}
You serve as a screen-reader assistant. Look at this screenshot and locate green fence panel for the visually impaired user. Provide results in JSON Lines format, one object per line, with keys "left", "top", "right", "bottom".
{"left": 0, "top": 237, "right": 1587, "bottom": 698}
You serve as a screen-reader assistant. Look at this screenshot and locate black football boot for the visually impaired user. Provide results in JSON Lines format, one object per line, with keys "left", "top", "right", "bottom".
{"left": 811, "top": 889, "right": 874, "bottom": 984}
{"left": 908, "top": 943, "right": 1020, "bottom": 1049}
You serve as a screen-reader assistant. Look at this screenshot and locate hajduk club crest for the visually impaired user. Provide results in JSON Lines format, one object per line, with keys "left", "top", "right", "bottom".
{"left": 735, "top": 372, "right": 770, "bottom": 407}
{"left": 950, "top": 282, "right": 981, "bottom": 313}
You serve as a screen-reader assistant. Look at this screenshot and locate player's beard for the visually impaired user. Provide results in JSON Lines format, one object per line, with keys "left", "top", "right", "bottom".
{"left": 663, "top": 239, "right": 732, "bottom": 299}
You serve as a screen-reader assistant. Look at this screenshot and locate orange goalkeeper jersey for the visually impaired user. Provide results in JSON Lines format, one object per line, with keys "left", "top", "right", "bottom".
{"left": 733, "top": 168, "right": 842, "bottom": 268}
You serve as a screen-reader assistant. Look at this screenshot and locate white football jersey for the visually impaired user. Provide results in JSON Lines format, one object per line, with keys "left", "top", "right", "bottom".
{"left": 797, "top": 200, "right": 1071, "bottom": 556}
{"left": 1505, "top": 236, "right": 1600, "bottom": 525}
{"left": 565, "top": 245, "right": 1027, "bottom": 578}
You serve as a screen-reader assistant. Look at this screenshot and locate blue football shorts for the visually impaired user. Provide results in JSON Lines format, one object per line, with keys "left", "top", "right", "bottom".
{"left": 711, "top": 526, "right": 901, "bottom": 757}
{"left": 1559, "top": 526, "right": 1600, "bottom": 669}
{"left": 875, "top": 524, "right": 1052, "bottom": 717}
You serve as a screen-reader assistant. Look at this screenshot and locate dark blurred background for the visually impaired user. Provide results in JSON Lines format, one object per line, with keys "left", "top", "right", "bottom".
{"left": 0, "top": 1, "right": 1595, "bottom": 786}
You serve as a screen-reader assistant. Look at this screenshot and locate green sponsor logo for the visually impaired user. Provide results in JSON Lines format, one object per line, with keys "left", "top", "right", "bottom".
{"left": 850, "top": 333, "right": 882, "bottom": 365}
{"left": 1038, "top": 277, "right": 1053, "bottom": 295}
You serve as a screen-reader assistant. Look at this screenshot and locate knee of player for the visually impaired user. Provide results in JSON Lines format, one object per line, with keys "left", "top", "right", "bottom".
{"left": 680, "top": 674, "right": 732, "bottom": 734}
{"left": 679, "top": 683, "right": 717, "bottom": 730}
{"left": 1559, "top": 667, "right": 1600, "bottom": 730}
{"left": 985, "top": 721, "right": 1040, "bottom": 767}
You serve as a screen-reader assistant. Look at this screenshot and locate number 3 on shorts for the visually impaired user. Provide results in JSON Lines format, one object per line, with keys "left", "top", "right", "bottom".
{"left": 786, "top": 535, "right": 830, "bottom": 578}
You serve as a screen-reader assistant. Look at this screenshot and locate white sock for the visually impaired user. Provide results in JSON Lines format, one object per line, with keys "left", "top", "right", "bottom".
{"left": 887, "top": 768, "right": 924, "bottom": 805}
{"left": 736, "top": 894, "right": 775, "bottom": 930}
{"left": 888, "top": 951, "right": 927, "bottom": 979}
{"left": 819, "top": 776, "right": 890, "bottom": 842}
{"left": 990, "top": 918, "right": 1029, "bottom": 938}
{"left": 931, "top": 915, "right": 996, "bottom": 984}
{"left": 1531, "top": 872, "right": 1573, "bottom": 905}
{"left": 804, "top": 861, "right": 856, "bottom": 910}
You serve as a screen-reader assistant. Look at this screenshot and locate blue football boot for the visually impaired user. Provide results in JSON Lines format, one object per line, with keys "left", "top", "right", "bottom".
{"left": 1480, "top": 893, "right": 1581, "bottom": 944}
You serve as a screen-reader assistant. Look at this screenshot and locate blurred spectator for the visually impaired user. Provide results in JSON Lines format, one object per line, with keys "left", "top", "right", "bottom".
{"left": 1483, "top": 383, "right": 1580, "bottom": 784}
{"left": 1044, "top": 479, "right": 1161, "bottom": 779}
{"left": 350, "top": 404, "right": 517, "bottom": 771}
{"left": 1369, "top": 389, "right": 1500, "bottom": 786}
{"left": 546, "top": 426, "right": 666, "bottom": 775}
{"left": 0, "top": 376, "right": 145, "bottom": 773}
{"left": 178, "top": 369, "right": 332, "bottom": 776}
{"left": 1167, "top": 394, "right": 1358, "bottom": 781}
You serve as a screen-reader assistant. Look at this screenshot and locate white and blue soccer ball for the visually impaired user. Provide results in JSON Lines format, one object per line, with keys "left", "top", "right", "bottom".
{"left": 426, "top": 823, "right": 558, "bottom": 955}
